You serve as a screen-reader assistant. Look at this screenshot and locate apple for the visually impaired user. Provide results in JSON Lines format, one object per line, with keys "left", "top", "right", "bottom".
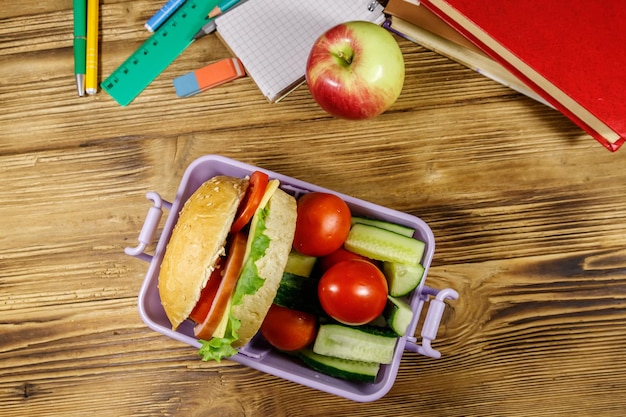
{"left": 305, "top": 21, "right": 405, "bottom": 120}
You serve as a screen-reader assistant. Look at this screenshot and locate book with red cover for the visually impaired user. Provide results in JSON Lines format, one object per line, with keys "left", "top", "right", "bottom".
{"left": 418, "top": 0, "right": 626, "bottom": 151}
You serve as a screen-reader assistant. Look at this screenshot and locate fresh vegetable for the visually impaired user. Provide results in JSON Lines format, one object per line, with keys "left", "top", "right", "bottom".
{"left": 230, "top": 171, "right": 269, "bottom": 233}
{"left": 318, "top": 259, "right": 388, "bottom": 326}
{"left": 384, "top": 296, "right": 414, "bottom": 336}
{"left": 260, "top": 304, "right": 317, "bottom": 351}
{"left": 193, "top": 231, "right": 248, "bottom": 339}
{"left": 299, "top": 349, "right": 380, "bottom": 383}
{"left": 188, "top": 258, "right": 223, "bottom": 324}
{"left": 292, "top": 192, "right": 352, "bottom": 257}
{"left": 284, "top": 250, "right": 317, "bottom": 277}
{"left": 383, "top": 262, "right": 425, "bottom": 297}
{"left": 313, "top": 324, "right": 397, "bottom": 364}
{"left": 317, "top": 246, "right": 377, "bottom": 273}
{"left": 274, "top": 272, "right": 321, "bottom": 314}
{"left": 351, "top": 216, "right": 415, "bottom": 237}
{"left": 345, "top": 223, "right": 425, "bottom": 265}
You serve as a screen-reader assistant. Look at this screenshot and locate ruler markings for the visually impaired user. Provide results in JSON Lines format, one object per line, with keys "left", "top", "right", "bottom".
{"left": 101, "top": 0, "right": 220, "bottom": 106}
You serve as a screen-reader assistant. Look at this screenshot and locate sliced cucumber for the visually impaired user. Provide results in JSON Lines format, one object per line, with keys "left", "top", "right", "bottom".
{"left": 351, "top": 216, "right": 415, "bottom": 237}
{"left": 345, "top": 223, "right": 425, "bottom": 266}
{"left": 284, "top": 250, "right": 317, "bottom": 277}
{"left": 355, "top": 323, "right": 399, "bottom": 338}
{"left": 313, "top": 324, "right": 397, "bottom": 364}
{"left": 299, "top": 349, "right": 380, "bottom": 383}
{"left": 385, "top": 296, "right": 414, "bottom": 336}
{"left": 367, "top": 314, "right": 388, "bottom": 328}
{"left": 273, "top": 272, "right": 320, "bottom": 315}
{"left": 383, "top": 262, "right": 425, "bottom": 297}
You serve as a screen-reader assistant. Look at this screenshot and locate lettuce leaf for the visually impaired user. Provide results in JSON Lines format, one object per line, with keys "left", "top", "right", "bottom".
{"left": 197, "top": 314, "right": 240, "bottom": 362}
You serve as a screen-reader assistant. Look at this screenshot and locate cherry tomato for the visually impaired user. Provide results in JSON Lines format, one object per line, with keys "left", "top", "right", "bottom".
{"left": 260, "top": 304, "right": 317, "bottom": 351}
{"left": 318, "top": 259, "right": 388, "bottom": 326}
{"left": 292, "top": 192, "right": 351, "bottom": 257}
{"left": 231, "top": 171, "right": 269, "bottom": 233}
{"left": 318, "top": 246, "right": 379, "bottom": 273}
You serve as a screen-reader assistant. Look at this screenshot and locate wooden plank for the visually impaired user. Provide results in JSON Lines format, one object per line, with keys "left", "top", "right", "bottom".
{"left": 1, "top": 2, "right": 625, "bottom": 416}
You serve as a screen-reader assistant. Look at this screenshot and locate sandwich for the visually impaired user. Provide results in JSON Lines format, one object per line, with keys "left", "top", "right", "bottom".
{"left": 157, "top": 173, "right": 297, "bottom": 361}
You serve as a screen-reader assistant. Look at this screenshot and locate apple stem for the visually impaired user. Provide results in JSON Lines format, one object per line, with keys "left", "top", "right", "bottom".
{"left": 337, "top": 51, "right": 353, "bottom": 65}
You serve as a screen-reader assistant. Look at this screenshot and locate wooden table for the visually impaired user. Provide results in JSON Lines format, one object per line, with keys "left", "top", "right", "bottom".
{"left": 2, "top": 2, "right": 625, "bottom": 416}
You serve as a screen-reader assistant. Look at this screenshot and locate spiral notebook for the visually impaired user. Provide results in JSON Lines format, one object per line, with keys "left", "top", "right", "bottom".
{"left": 215, "top": 0, "right": 386, "bottom": 102}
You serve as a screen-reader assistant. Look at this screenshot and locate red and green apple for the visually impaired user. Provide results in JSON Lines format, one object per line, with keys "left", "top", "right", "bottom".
{"left": 305, "top": 21, "right": 405, "bottom": 120}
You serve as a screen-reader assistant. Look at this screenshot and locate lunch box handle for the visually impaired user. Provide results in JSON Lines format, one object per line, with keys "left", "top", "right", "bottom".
{"left": 125, "top": 192, "right": 171, "bottom": 262}
{"left": 404, "top": 286, "right": 459, "bottom": 359}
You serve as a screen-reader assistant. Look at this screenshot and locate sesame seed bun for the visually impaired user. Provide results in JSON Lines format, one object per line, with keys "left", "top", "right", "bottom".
{"left": 158, "top": 176, "right": 248, "bottom": 329}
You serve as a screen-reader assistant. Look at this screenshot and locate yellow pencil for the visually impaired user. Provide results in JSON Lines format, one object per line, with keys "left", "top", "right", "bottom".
{"left": 85, "top": 0, "right": 99, "bottom": 95}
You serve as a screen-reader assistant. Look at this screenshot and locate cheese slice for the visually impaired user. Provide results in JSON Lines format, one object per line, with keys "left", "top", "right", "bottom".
{"left": 243, "top": 179, "right": 280, "bottom": 261}
{"left": 211, "top": 297, "right": 232, "bottom": 338}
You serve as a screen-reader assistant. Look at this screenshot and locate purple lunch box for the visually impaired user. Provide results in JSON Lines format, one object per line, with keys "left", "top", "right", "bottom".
{"left": 126, "top": 154, "right": 458, "bottom": 402}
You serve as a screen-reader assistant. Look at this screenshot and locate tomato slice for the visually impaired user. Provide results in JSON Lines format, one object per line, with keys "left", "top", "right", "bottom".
{"left": 230, "top": 171, "right": 269, "bottom": 233}
{"left": 189, "top": 258, "right": 224, "bottom": 324}
{"left": 194, "top": 231, "right": 248, "bottom": 339}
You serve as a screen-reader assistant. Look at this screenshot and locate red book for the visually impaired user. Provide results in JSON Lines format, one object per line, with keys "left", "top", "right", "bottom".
{"left": 419, "top": 0, "right": 626, "bottom": 151}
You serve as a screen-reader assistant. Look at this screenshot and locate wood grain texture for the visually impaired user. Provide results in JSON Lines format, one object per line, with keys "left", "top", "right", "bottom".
{"left": 1, "top": 2, "right": 625, "bottom": 416}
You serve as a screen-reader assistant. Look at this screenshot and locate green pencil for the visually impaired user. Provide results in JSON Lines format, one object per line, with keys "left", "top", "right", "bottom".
{"left": 73, "top": 0, "right": 87, "bottom": 96}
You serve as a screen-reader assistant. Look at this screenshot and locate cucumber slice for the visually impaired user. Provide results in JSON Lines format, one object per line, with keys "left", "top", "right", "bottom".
{"left": 367, "top": 314, "right": 388, "bottom": 328}
{"left": 351, "top": 216, "right": 415, "bottom": 237}
{"left": 273, "top": 272, "right": 321, "bottom": 314}
{"left": 284, "top": 250, "right": 317, "bottom": 277}
{"left": 385, "top": 296, "right": 414, "bottom": 336}
{"left": 313, "top": 324, "right": 397, "bottom": 364}
{"left": 345, "top": 223, "right": 425, "bottom": 266}
{"left": 383, "top": 262, "right": 425, "bottom": 297}
{"left": 355, "top": 323, "right": 399, "bottom": 338}
{"left": 299, "top": 349, "right": 380, "bottom": 383}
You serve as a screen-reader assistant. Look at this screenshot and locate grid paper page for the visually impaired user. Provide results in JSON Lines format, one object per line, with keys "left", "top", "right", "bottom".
{"left": 215, "top": 0, "right": 385, "bottom": 102}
